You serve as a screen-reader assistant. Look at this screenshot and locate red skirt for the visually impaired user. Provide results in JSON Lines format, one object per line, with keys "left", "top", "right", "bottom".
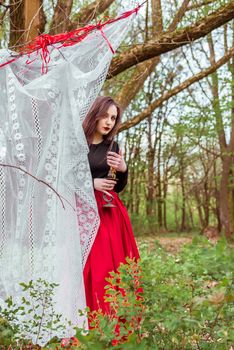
{"left": 83, "top": 190, "right": 140, "bottom": 313}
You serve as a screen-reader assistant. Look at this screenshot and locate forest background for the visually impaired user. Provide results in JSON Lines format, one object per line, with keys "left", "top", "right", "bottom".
{"left": 0, "top": 0, "right": 234, "bottom": 239}
{"left": 0, "top": 1, "right": 234, "bottom": 349}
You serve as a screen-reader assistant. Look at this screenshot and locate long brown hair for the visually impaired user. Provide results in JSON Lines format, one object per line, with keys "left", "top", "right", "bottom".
{"left": 83, "top": 96, "right": 122, "bottom": 145}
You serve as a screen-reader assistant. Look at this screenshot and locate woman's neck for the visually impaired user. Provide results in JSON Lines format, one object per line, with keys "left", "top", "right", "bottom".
{"left": 92, "top": 133, "right": 103, "bottom": 144}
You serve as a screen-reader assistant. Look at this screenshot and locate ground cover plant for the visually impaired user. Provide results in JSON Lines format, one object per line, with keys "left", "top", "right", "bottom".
{"left": 0, "top": 237, "right": 233, "bottom": 349}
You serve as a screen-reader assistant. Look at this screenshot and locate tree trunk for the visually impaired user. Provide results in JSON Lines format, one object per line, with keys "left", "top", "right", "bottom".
{"left": 180, "top": 163, "right": 187, "bottom": 231}
{"left": 194, "top": 189, "right": 205, "bottom": 229}
{"left": 146, "top": 147, "right": 155, "bottom": 217}
{"left": 203, "top": 177, "right": 210, "bottom": 227}
{"left": 157, "top": 139, "right": 164, "bottom": 231}
{"left": 49, "top": 0, "right": 73, "bottom": 35}
{"left": 174, "top": 184, "right": 180, "bottom": 231}
{"left": 188, "top": 200, "right": 195, "bottom": 229}
{"left": 213, "top": 158, "right": 222, "bottom": 232}
{"left": 163, "top": 180, "right": 168, "bottom": 231}
{"left": 208, "top": 33, "right": 234, "bottom": 239}
{"left": 219, "top": 156, "right": 233, "bottom": 238}
{"left": 9, "top": 0, "right": 45, "bottom": 48}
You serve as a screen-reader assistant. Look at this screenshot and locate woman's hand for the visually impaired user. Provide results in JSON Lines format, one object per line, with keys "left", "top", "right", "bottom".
{"left": 107, "top": 150, "right": 127, "bottom": 172}
{"left": 94, "top": 178, "right": 117, "bottom": 196}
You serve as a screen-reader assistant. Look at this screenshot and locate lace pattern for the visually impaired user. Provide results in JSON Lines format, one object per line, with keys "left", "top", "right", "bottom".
{"left": 0, "top": 14, "right": 132, "bottom": 346}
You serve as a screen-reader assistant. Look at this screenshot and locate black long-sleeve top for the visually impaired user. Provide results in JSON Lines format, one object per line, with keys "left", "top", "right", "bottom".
{"left": 88, "top": 140, "right": 128, "bottom": 193}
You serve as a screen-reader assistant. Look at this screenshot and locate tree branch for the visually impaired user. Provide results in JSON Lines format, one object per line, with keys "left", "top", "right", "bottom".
{"left": 116, "top": 0, "right": 190, "bottom": 109}
{"left": 0, "top": 163, "right": 76, "bottom": 211}
{"left": 168, "top": 0, "right": 190, "bottom": 31}
{"left": 108, "top": 2, "right": 234, "bottom": 78}
{"left": 187, "top": 0, "right": 215, "bottom": 11}
{"left": 69, "top": 0, "right": 115, "bottom": 30}
{"left": 0, "top": 5, "right": 9, "bottom": 25}
{"left": 119, "top": 47, "right": 234, "bottom": 131}
{"left": 49, "top": 0, "right": 73, "bottom": 35}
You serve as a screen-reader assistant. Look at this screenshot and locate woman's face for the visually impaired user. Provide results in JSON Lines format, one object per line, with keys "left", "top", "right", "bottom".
{"left": 95, "top": 104, "right": 118, "bottom": 137}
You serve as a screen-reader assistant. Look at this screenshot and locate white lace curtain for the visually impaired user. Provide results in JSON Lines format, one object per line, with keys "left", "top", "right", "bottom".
{"left": 0, "top": 14, "right": 134, "bottom": 345}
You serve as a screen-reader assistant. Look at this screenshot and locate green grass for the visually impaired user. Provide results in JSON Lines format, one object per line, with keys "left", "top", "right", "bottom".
{"left": 0, "top": 237, "right": 233, "bottom": 349}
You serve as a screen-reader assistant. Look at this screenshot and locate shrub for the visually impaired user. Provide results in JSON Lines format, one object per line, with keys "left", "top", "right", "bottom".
{"left": 0, "top": 237, "right": 233, "bottom": 349}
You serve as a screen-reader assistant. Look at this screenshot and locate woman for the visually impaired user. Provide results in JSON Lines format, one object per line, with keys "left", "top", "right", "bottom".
{"left": 83, "top": 96, "right": 140, "bottom": 313}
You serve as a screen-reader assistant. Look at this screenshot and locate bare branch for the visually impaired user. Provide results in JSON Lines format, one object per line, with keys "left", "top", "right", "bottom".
{"left": 9, "top": 0, "right": 46, "bottom": 48}
{"left": 108, "top": 2, "right": 234, "bottom": 78}
{"left": 49, "top": 0, "right": 73, "bottom": 35}
{"left": 69, "top": 0, "right": 115, "bottom": 30}
{"left": 119, "top": 47, "right": 234, "bottom": 131}
{"left": 0, "top": 163, "right": 72, "bottom": 210}
{"left": 187, "top": 0, "right": 215, "bottom": 11}
{"left": 168, "top": 0, "right": 190, "bottom": 31}
{"left": 0, "top": 5, "right": 10, "bottom": 25}
{"left": 116, "top": 0, "right": 190, "bottom": 109}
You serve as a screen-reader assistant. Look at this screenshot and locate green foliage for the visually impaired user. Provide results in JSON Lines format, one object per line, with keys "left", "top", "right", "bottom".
{"left": 73, "top": 238, "right": 233, "bottom": 349}
{"left": 0, "top": 239, "right": 233, "bottom": 349}
{"left": 0, "top": 317, "right": 15, "bottom": 347}
{"left": 140, "top": 237, "right": 234, "bottom": 349}
{"left": 72, "top": 258, "right": 144, "bottom": 350}
{"left": 0, "top": 279, "right": 66, "bottom": 347}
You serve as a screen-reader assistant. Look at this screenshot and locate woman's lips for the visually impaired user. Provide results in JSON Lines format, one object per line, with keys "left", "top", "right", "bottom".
{"left": 103, "top": 127, "right": 110, "bottom": 131}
